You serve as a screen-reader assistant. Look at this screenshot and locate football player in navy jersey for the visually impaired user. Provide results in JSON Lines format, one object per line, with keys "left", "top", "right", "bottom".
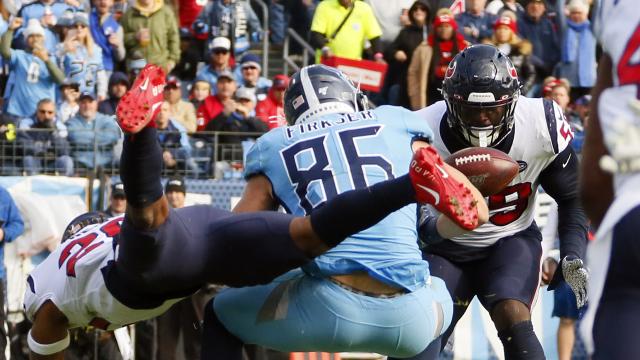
{"left": 390, "top": 44, "right": 590, "bottom": 360}
{"left": 23, "top": 64, "right": 481, "bottom": 359}
{"left": 579, "top": 1, "right": 640, "bottom": 358}
{"left": 198, "top": 64, "right": 488, "bottom": 359}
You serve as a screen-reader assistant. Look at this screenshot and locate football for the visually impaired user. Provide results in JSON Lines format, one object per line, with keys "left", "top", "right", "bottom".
{"left": 445, "top": 147, "right": 519, "bottom": 196}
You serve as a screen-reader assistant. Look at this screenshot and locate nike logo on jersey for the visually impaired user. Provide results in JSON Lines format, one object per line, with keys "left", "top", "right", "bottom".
{"left": 139, "top": 76, "right": 150, "bottom": 91}
{"left": 416, "top": 184, "right": 440, "bottom": 205}
{"left": 562, "top": 153, "right": 572, "bottom": 168}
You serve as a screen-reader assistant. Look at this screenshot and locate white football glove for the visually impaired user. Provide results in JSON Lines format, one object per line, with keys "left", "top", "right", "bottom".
{"left": 599, "top": 99, "right": 640, "bottom": 174}
{"left": 561, "top": 255, "right": 589, "bottom": 308}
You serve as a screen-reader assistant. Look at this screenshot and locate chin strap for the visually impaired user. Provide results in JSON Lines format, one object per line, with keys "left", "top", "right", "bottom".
{"left": 28, "top": 329, "right": 71, "bottom": 355}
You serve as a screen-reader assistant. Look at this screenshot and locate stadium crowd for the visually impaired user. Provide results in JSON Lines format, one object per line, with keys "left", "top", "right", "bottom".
{"left": 0, "top": 0, "right": 594, "bottom": 180}
{"left": 0, "top": 0, "right": 601, "bottom": 359}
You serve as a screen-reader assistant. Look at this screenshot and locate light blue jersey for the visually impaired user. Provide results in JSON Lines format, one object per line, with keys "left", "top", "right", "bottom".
{"left": 63, "top": 45, "right": 104, "bottom": 96}
{"left": 4, "top": 50, "right": 58, "bottom": 118}
{"left": 245, "top": 105, "right": 433, "bottom": 291}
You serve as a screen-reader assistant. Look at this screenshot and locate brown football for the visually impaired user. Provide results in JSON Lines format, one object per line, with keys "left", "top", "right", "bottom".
{"left": 445, "top": 147, "right": 519, "bottom": 196}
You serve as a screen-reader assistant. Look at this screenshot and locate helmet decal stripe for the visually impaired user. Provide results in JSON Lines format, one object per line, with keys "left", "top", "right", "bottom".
{"left": 300, "top": 67, "right": 320, "bottom": 109}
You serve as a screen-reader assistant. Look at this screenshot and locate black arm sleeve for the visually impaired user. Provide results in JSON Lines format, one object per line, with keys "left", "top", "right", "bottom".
{"left": 539, "top": 146, "right": 589, "bottom": 259}
{"left": 309, "top": 31, "right": 329, "bottom": 49}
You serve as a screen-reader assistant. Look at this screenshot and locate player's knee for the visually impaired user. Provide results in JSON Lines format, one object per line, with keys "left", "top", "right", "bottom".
{"left": 491, "top": 299, "right": 531, "bottom": 331}
{"left": 497, "top": 320, "right": 545, "bottom": 360}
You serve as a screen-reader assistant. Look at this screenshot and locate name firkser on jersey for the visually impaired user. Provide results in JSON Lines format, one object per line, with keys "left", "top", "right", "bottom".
{"left": 285, "top": 110, "right": 378, "bottom": 139}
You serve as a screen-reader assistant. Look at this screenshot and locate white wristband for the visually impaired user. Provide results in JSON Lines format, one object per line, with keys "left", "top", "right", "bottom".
{"left": 28, "top": 329, "right": 70, "bottom": 355}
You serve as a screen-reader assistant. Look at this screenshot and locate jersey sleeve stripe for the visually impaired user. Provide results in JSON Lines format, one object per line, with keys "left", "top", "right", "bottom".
{"left": 543, "top": 99, "right": 559, "bottom": 154}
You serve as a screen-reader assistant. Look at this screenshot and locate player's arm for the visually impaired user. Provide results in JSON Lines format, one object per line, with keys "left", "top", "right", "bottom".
{"left": 28, "top": 301, "right": 70, "bottom": 359}
{"left": 580, "top": 53, "right": 614, "bottom": 227}
{"left": 233, "top": 174, "right": 279, "bottom": 213}
{"left": 540, "top": 146, "right": 589, "bottom": 260}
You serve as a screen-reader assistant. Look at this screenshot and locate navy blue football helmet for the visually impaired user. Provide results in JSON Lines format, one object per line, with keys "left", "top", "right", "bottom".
{"left": 62, "top": 211, "right": 110, "bottom": 243}
{"left": 284, "top": 64, "right": 368, "bottom": 125}
{"left": 442, "top": 44, "right": 521, "bottom": 147}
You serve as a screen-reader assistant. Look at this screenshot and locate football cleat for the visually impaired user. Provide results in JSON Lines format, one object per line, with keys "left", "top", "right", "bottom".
{"left": 409, "top": 146, "right": 479, "bottom": 230}
{"left": 116, "top": 64, "right": 166, "bottom": 133}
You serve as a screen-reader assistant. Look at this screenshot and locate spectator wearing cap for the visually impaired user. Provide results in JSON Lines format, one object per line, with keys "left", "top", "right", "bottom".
{"left": 455, "top": 0, "right": 498, "bottom": 44}
{"left": 554, "top": 0, "right": 595, "bottom": 99}
{"left": 164, "top": 75, "right": 197, "bottom": 133}
{"left": 195, "top": 0, "right": 262, "bottom": 58}
{"left": 17, "top": 98, "right": 73, "bottom": 176}
{"left": 482, "top": 13, "right": 536, "bottom": 94}
{"left": 309, "top": 0, "right": 384, "bottom": 62}
{"left": 126, "top": 50, "right": 147, "bottom": 81}
{"left": 62, "top": 12, "right": 108, "bottom": 100}
{"left": 66, "top": 92, "right": 121, "bottom": 169}
{"left": 59, "top": 80, "right": 80, "bottom": 123}
{"left": 518, "top": 0, "right": 561, "bottom": 92}
{"left": 195, "top": 70, "right": 237, "bottom": 131}
{"left": 155, "top": 101, "right": 200, "bottom": 176}
{"left": 204, "top": 87, "right": 267, "bottom": 160}
{"left": 236, "top": 53, "right": 272, "bottom": 102}
{"left": 255, "top": 74, "right": 289, "bottom": 129}
{"left": 1, "top": 17, "right": 65, "bottom": 120}
{"left": 164, "top": 176, "right": 186, "bottom": 208}
{"left": 120, "top": 0, "right": 180, "bottom": 74}
{"left": 195, "top": 36, "right": 236, "bottom": 94}
{"left": 98, "top": 71, "right": 130, "bottom": 115}
{"left": 16, "top": 0, "right": 75, "bottom": 52}
{"left": 407, "top": 9, "right": 468, "bottom": 110}
{"left": 90, "top": 0, "right": 126, "bottom": 74}
{"left": 105, "top": 182, "right": 126, "bottom": 216}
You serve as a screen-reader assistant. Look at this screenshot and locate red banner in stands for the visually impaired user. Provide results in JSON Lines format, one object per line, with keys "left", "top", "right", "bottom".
{"left": 321, "top": 56, "right": 388, "bottom": 93}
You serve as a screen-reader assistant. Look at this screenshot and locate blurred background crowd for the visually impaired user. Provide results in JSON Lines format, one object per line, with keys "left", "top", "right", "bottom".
{"left": 0, "top": 0, "right": 594, "bottom": 181}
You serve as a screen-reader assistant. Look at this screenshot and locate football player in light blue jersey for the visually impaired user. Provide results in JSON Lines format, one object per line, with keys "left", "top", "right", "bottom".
{"left": 201, "top": 64, "right": 489, "bottom": 359}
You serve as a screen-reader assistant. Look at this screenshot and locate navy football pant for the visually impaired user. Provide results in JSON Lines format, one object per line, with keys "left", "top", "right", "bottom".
{"left": 592, "top": 205, "right": 640, "bottom": 360}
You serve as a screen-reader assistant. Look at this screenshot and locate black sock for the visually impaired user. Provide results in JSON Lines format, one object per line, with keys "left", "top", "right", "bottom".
{"left": 200, "top": 298, "right": 243, "bottom": 360}
{"left": 310, "top": 175, "right": 415, "bottom": 248}
{"left": 119, "top": 127, "right": 164, "bottom": 208}
{"left": 497, "top": 321, "right": 546, "bottom": 360}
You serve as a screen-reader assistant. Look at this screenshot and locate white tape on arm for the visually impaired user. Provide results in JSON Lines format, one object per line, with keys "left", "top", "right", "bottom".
{"left": 28, "top": 329, "right": 70, "bottom": 355}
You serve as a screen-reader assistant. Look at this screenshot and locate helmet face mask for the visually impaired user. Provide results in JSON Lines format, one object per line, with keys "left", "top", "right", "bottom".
{"left": 284, "top": 65, "right": 369, "bottom": 126}
{"left": 442, "top": 45, "right": 521, "bottom": 147}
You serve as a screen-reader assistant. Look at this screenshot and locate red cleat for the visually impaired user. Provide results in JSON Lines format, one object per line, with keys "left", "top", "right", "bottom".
{"left": 116, "top": 64, "right": 166, "bottom": 134}
{"left": 409, "top": 147, "right": 479, "bottom": 230}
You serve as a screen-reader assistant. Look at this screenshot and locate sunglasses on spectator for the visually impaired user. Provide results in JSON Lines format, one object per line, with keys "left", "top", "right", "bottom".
{"left": 213, "top": 49, "right": 229, "bottom": 55}
{"left": 242, "top": 66, "right": 258, "bottom": 70}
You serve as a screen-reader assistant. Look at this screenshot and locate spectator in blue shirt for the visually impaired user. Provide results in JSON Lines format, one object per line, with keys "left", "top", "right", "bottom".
{"left": 155, "top": 101, "right": 200, "bottom": 177}
{"left": 455, "top": 0, "right": 498, "bottom": 44}
{"left": 1, "top": 17, "right": 65, "bottom": 121}
{"left": 90, "top": 0, "right": 126, "bottom": 75}
{"left": 517, "top": 0, "right": 561, "bottom": 94}
{"left": 0, "top": 185, "right": 24, "bottom": 360}
{"left": 236, "top": 53, "right": 272, "bottom": 102}
{"left": 66, "top": 92, "right": 121, "bottom": 169}
{"left": 195, "top": 36, "right": 236, "bottom": 95}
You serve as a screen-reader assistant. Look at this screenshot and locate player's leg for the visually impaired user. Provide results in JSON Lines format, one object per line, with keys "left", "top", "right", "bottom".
{"left": 475, "top": 225, "right": 545, "bottom": 360}
{"left": 592, "top": 205, "right": 640, "bottom": 360}
{"left": 204, "top": 270, "right": 450, "bottom": 360}
{"left": 388, "top": 252, "right": 474, "bottom": 360}
{"left": 552, "top": 282, "right": 581, "bottom": 360}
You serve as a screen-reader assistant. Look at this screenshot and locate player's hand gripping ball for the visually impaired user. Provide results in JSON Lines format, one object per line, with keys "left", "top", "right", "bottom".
{"left": 445, "top": 147, "right": 519, "bottom": 196}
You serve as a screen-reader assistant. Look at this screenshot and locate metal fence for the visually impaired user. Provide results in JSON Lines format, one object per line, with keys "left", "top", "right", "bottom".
{"left": 0, "top": 128, "right": 264, "bottom": 179}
